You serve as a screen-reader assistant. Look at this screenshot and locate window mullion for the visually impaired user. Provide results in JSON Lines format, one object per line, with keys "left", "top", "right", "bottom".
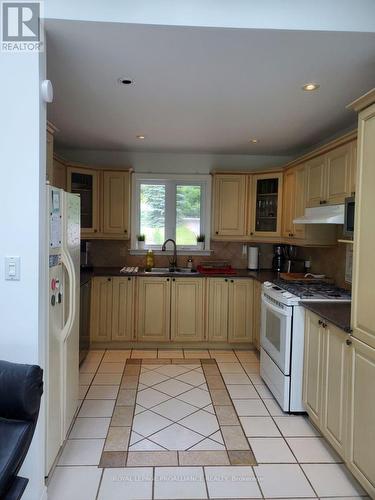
{"left": 165, "top": 181, "right": 176, "bottom": 241}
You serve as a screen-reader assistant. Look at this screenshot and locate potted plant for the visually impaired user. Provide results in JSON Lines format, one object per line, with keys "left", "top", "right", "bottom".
{"left": 196, "top": 234, "right": 205, "bottom": 250}
{"left": 137, "top": 234, "right": 146, "bottom": 250}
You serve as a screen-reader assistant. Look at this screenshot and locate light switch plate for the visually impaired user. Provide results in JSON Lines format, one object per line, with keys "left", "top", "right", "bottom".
{"left": 5, "top": 256, "right": 20, "bottom": 281}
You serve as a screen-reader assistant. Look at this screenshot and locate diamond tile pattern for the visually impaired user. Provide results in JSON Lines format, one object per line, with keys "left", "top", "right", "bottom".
{"left": 130, "top": 363, "right": 221, "bottom": 450}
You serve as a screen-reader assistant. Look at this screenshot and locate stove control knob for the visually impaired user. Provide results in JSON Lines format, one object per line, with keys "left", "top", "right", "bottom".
{"left": 263, "top": 281, "right": 273, "bottom": 288}
{"left": 282, "top": 292, "right": 293, "bottom": 298}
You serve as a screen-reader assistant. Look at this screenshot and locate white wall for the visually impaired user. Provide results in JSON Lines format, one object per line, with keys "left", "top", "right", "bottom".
{"left": 45, "top": 0, "right": 375, "bottom": 32}
{"left": 0, "top": 46, "right": 47, "bottom": 500}
{"left": 56, "top": 148, "right": 291, "bottom": 173}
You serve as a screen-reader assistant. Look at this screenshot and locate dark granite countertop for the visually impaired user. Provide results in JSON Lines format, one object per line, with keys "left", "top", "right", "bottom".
{"left": 301, "top": 301, "right": 352, "bottom": 333}
{"left": 89, "top": 267, "right": 277, "bottom": 283}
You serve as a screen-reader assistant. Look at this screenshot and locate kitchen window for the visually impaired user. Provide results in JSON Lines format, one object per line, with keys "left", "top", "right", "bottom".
{"left": 131, "top": 174, "right": 211, "bottom": 252}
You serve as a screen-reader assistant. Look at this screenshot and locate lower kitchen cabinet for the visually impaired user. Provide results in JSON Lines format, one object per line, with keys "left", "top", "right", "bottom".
{"left": 207, "top": 278, "right": 229, "bottom": 341}
{"left": 303, "top": 310, "right": 349, "bottom": 453}
{"left": 228, "top": 279, "right": 254, "bottom": 343}
{"left": 206, "top": 278, "right": 254, "bottom": 343}
{"left": 171, "top": 278, "right": 205, "bottom": 342}
{"left": 346, "top": 337, "right": 375, "bottom": 498}
{"left": 91, "top": 277, "right": 135, "bottom": 342}
{"left": 252, "top": 280, "right": 261, "bottom": 350}
{"left": 321, "top": 321, "right": 349, "bottom": 457}
{"left": 91, "top": 277, "right": 113, "bottom": 342}
{"left": 111, "top": 277, "right": 135, "bottom": 341}
{"left": 136, "top": 277, "right": 171, "bottom": 342}
{"left": 303, "top": 310, "right": 324, "bottom": 426}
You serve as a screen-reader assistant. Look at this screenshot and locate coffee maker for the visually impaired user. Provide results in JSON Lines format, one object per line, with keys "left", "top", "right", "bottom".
{"left": 272, "top": 244, "right": 285, "bottom": 272}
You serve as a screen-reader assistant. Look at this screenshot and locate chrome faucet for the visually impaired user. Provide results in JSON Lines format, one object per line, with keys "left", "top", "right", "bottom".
{"left": 162, "top": 239, "right": 178, "bottom": 270}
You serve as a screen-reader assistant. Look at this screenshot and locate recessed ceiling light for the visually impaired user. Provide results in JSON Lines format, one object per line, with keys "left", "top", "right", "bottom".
{"left": 136, "top": 135, "right": 145, "bottom": 140}
{"left": 302, "top": 83, "right": 320, "bottom": 92}
{"left": 118, "top": 77, "right": 133, "bottom": 85}
{"left": 250, "top": 138, "right": 259, "bottom": 143}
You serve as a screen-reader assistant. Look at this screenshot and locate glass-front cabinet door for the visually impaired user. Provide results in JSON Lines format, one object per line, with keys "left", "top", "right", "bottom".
{"left": 250, "top": 172, "right": 283, "bottom": 237}
{"left": 67, "top": 166, "right": 100, "bottom": 235}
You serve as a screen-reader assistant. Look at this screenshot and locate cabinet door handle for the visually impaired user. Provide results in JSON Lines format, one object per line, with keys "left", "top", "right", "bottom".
{"left": 128, "top": 277, "right": 131, "bottom": 281}
{"left": 94, "top": 229, "right": 98, "bottom": 233}
{"left": 230, "top": 279, "right": 234, "bottom": 283}
{"left": 290, "top": 233, "right": 294, "bottom": 237}
{"left": 166, "top": 278, "right": 170, "bottom": 282}
{"left": 346, "top": 338, "right": 352, "bottom": 346}
{"left": 224, "top": 278, "right": 228, "bottom": 282}
{"left": 124, "top": 229, "right": 127, "bottom": 233}
{"left": 250, "top": 232, "right": 254, "bottom": 236}
{"left": 318, "top": 320, "right": 322, "bottom": 325}
{"left": 172, "top": 278, "right": 175, "bottom": 282}
{"left": 107, "top": 278, "right": 111, "bottom": 282}
{"left": 215, "top": 231, "right": 219, "bottom": 235}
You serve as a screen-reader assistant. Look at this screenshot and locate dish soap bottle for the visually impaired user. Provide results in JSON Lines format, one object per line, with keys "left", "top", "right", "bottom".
{"left": 186, "top": 256, "right": 193, "bottom": 270}
{"left": 145, "top": 249, "right": 154, "bottom": 271}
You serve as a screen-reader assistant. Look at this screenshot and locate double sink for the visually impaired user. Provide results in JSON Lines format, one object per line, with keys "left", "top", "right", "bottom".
{"left": 144, "top": 267, "right": 199, "bottom": 275}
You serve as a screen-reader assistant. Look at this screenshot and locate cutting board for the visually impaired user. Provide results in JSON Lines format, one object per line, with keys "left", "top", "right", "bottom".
{"left": 279, "top": 272, "right": 329, "bottom": 282}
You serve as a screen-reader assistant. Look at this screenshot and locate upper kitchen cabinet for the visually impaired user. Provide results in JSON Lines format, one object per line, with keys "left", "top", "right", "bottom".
{"left": 349, "top": 94, "right": 375, "bottom": 350}
{"left": 102, "top": 171, "right": 130, "bottom": 237}
{"left": 306, "top": 155, "right": 326, "bottom": 207}
{"left": 282, "top": 168, "right": 296, "bottom": 238}
{"left": 213, "top": 174, "right": 248, "bottom": 239}
{"left": 350, "top": 141, "right": 357, "bottom": 195}
{"left": 67, "top": 166, "right": 100, "bottom": 236}
{"left": 249, "top": 172, "right": 283, "bottom": 238}
{"left": 306, "top": 142, "right": 353, "bottom": 207}
{"left": 52, "top": 157, "right": 67, "bottom": 190}
{"left": 325, "top": 143, "right": 351, "bottom": 205}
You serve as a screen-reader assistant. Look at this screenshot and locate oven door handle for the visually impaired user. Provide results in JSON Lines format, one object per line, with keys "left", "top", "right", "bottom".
{"left": 261, "top": 294, "right": 292, "bottom": 318}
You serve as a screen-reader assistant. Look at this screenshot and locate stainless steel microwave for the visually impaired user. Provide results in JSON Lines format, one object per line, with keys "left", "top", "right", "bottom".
{"left": 343, "top": 196, "right": 355, "bottom": 238}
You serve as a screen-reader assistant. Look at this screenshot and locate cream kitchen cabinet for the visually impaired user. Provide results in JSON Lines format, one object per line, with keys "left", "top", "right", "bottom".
{"left": 346, "top": 337, "right": 375, "bottom": 498}
{"left": 52, "top": 157, "right": 67, "bottom": 190}
{"left": 350, "top": 141, "right": 357, "bottom": 195}
{"left": 252, "top": 280, "right": 261, "bottom": 350}
{"left": 303, "top": 310, "right": 349, "bottom": 455}
{"left": 91, "top": 276, "right": 135, "bottom": 342}
{"left": 90, "top": 277, "right": 113, "bottom": 342}
{"left": 305, "top": 156, "right": 326, "bottom": 208}
{"left": 67, "top": 166, "right": 131, "bottom": 239}
{"left": 102, "top": 171, "right": 130, "bottom": 237}
{"left": 350, "top": 99, "right": 375, "bottom": 350}
{"left": 321, "top": 322, "right": 349, "bottom": 457}
{"left": 325, "top": 143, "right": 351, "bottom": 205}
{"left": 111, "top": 277, "right": 135, "bottom": 341}
{"left": 171, "top": 278, "right": 205, "bottom": 342}
{"left": 206, "top": 278, "right": 230, "bottom": 342}
{"left": 303, "top": 310, "right": 325, "bottom": 427}
{"left": 67, "top": 166, "right": 100, "bottom": 237}
{"left": 283, "top": 164, "right": 337, "bottom": 245}
{"left": 206, "top": 278, "right": 254, "bottom": 343}
{"left": 136, "top": 277, "right": 171, "bottom": 342}
{"left": 228, "top": 279, "right": 254, "bottom": 343}
{"left": 213, "top": 174, "right": 248, "bottom": 239}
{"left": 249, "top": 172, "right": 283, "bottom": 238}
{"left": 306, "top": 142, "right": 353, "bottom": 207}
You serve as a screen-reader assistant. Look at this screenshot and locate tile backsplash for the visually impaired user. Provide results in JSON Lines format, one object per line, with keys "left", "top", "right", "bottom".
{"left": 85, "top": 239, "right": 349, "bottom": 288}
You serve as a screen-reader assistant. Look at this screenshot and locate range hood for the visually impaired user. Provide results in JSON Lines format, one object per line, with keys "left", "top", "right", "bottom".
{"left": 293, "top": 204, "right": 345, "bottom": 224}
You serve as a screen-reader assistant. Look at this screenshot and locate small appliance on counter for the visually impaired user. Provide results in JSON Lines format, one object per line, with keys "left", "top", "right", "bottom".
{"left": 272, "top": 244, "right": 286, "bottom": 272}
{"left": 247, "top": 246, "right": 259, "bottom": 270}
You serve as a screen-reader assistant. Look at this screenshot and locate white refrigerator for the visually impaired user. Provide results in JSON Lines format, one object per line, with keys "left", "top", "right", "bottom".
{"left": 46, "top": 186, "right": 80, "bottom": 475}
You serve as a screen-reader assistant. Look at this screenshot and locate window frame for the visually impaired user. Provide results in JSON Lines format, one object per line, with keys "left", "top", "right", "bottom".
{"left": 131, "top": 173, "right": 211, "bottom": 252}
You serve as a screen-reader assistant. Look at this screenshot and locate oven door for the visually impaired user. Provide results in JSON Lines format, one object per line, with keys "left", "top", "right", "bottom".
{"left": 261, "top": 292, "right": 293, "bottom": 375}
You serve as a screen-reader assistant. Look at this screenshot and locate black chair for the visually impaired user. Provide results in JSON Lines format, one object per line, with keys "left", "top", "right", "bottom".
{"left": 0, "top": 360, "right": 43, "bottom": 500}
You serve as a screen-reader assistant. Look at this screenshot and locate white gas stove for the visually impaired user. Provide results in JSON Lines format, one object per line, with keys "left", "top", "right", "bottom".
{"left": 260, "top": 280, "right": 351, "bottom": 413}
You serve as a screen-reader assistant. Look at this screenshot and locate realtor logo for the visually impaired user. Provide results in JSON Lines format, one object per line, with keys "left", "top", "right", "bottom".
{"left": 2, "top": 1, "right": 43, "bottom": 51}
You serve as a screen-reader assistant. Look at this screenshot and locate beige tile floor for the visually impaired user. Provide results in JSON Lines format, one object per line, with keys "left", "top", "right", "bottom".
{"left": 47, "top": 348, "right": 369, "bottom": 500}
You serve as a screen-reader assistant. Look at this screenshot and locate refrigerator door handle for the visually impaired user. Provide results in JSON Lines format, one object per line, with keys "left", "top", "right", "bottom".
{"left": 61, "top": 249, "right": 76, "bottom": 343}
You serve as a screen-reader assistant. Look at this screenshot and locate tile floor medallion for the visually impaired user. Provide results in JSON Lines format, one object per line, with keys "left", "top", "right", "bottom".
{"left": 48, "top": 348, "right": 369, "bottom": 499}
{"left": 99, "top": 357, "right": 257, "bottom": 468}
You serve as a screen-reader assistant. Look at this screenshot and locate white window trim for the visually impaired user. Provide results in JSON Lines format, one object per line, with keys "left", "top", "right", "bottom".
{"left": 131, "top": 173, "right": 211, "bottom": 252}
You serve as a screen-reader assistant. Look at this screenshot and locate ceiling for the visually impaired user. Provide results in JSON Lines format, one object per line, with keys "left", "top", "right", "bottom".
{"left": 46, "top": 20, "right": 375, "bottom": 155}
